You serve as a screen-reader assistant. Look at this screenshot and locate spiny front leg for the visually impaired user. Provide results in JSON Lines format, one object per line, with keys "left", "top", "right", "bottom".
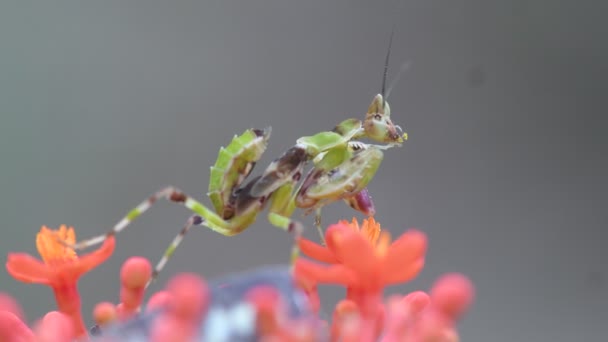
{"left": 295, "top": 145, "right": 384, "bottom": 230}
{"left": 67, "top": 186, "right": 254, "bottom": 251}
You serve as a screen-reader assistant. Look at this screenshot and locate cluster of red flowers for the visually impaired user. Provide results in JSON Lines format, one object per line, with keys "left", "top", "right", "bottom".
{"left": 295, "top": 218, "right": 474, "bottom": 341}
{"left": 0, "top": 218, "right": 474, "bottom": 341}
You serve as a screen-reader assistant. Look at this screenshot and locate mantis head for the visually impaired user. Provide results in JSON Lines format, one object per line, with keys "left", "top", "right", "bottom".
{"left": 363, "top": 94, "right": 407, "bottom": 144}
{"left": 360, "top": 28, "right": 409, "bottom": 146}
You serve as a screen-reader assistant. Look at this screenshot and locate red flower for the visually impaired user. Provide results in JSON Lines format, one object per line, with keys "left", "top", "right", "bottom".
{"left": 383, "top": 273, "right": 475, "bottom": 342}
{"left": 5, "top": 225, "right": 115, "bottom": 337}
{"left": 296, "top": 217, "right": 427, "bottom": 295}
{"left": 295, "top": 217, "right": 427, "bottom": 341}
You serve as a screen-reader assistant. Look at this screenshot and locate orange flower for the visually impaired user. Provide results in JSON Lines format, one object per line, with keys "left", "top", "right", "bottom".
{"left": 5, "top": 225, "right": 115, "bottom": 337}
{"left": 295, "top": 217, "right": 427, "bottom": 299}
{"left": 295, "top": 218, "right": 427, "bottom": 341}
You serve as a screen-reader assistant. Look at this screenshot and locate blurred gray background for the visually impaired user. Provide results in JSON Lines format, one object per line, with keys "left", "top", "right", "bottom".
{"left": 1, "top": 1, "right": 606, "bottom": 341}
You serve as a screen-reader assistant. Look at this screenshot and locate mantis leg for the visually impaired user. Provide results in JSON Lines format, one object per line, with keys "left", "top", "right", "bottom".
{"left": 67, "top": 186, "right": 259, "bottom": 251}
{"left": 145, "top": 214, "right": 204, "bottom": 289}
{"left": 264, "top": 182, "right": 306, "bottom": 265}
{"left": 314, "top": 207, "right": 326, "bottom": 245}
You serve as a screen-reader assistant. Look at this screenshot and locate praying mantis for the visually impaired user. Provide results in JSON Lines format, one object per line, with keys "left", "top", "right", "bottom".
{"left": 64, "top": 33, "right": 409, "bottom": 287}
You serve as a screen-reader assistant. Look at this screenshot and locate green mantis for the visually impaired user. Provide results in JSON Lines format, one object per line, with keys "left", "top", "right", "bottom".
{"left": 64, "top": 35, "right": 408, "bottom": 288}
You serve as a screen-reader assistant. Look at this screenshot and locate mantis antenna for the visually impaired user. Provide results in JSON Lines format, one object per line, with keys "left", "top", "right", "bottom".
{"left": 381, "top": 27, "right": 394, "bottom": 110}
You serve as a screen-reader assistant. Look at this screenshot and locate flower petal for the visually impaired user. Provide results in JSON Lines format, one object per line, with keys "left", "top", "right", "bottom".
{"left": 384, "top": 229, "right": 427, "bottom": 272}
{"left": 70, "top": 236, "right": 116, "bottom": 275}
{"left": 294, "top": 259, "right": 356, "bottom": 286}
{"left": 381, "top": 257, "right": 425, "bottom": 285}
{"left": 298, "top": 238, "right": 337, "bottom": 263}
{"left": 5, "top": 253, "right": 51, "bottom": 284}
{"left": 326, "top": 224, "right": 377, "bottom": 278}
